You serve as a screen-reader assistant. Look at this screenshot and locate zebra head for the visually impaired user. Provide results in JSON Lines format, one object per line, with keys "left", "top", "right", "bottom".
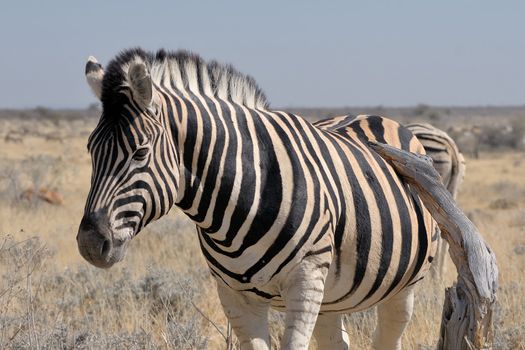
{"left": 77, "top": 55, "right": 178, "bottom": 268}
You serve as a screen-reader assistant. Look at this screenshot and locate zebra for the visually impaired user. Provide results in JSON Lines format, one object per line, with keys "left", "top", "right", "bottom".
{"left": 77, "top": 48, "right": 437, "bottom": 350}
{"left": 406, "top": 122, "right": 466, "bottom": 278}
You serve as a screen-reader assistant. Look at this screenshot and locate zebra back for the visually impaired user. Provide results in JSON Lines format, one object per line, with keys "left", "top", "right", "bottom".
{"left": 406, "top": 123, "right": 466, "bottom": 199}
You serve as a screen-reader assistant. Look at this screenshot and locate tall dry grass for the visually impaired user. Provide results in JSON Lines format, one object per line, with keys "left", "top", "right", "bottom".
{"left": 1, "top": 116, "right": 524, "bottom": 349}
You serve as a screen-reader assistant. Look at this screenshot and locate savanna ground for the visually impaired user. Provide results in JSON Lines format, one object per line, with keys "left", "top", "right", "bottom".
{"left": 0, "top": 106, "right": 524, "bottom": 349}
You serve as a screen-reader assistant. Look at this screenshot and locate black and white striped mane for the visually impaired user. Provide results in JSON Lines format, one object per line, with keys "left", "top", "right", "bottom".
{"left": 101, "top": 48, "right": 269, "bottom": 112}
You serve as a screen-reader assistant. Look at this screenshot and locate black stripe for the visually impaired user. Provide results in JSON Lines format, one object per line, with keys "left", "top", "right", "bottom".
{"left": 347, "top": 124, "right": 394, "bottom": 307}
{"left": 176, "top": 91, "right": 202, "bottom": 209}
{"left": 185, "top": 94, "right": 225, "bottom": 223}
{"left": 322, "top": 134, "right": 372, "bottom": 304}
{"left": 304, "top": 245, "right": 332, "bottom": 258}
{"left": 114, "top": 210, "right": 141, "bottom": 221}
{"left": 376, "top": 164, "right": 413, "bottom": 300}
{"left": 242, "top": 288, "right": 279, "bottom": 299}
{"left": 398, "top": 126, "right": 414, "bottom": 151}
{"left": 307, "top": 123, "right": 347, "bottom": 276}
{"left": 241, "top": 113, "right": 309, "bottom": 281}
{"left": 208, "top": 103, "right": 254, "bottom": 235}
{"left": 205, "top": 108, "right": 280, "bottom": 252}
{"left": 366, "top": 116, "right": 387, "bottom": 143}
{"left": 405, "top": 192, "right": 428, "bottom": 286}
{"left": 423, "top": 146, "right": 448, "bottom": 153}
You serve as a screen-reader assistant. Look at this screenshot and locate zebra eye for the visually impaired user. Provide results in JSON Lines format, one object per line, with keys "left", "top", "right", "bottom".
{"left": 132, "top": 147, "right": 149, "bottom": 161}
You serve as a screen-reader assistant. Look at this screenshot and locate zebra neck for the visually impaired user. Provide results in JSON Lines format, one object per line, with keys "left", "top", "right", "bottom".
{"left": 172, "top": 94, "right": 263, "bottom": 234}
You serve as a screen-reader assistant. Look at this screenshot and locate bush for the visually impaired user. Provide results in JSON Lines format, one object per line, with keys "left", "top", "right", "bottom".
{"left": 0, "top": 234, "right": 212, "bottom": 350}
{"left": 489, "top": 198, "right": 518, "bottom": 210}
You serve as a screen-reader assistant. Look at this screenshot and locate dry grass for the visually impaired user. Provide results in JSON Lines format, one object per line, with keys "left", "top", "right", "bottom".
{"left": 1, "top": 116, "right": 524, "bottom": 349}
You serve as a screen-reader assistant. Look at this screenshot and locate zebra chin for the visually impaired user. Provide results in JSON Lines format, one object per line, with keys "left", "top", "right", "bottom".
{"left": 76, "top": 213, "right": 131, "bottom": 269}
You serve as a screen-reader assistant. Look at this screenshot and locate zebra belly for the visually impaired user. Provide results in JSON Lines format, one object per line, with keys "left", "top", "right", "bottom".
{"left": 267, "top": 190, "right": 436, "bottom": 313}
{"left": 267, "top": 225, "right": 434, "bottom": 314}
{"left": 319, "top": 199, "right": 435, "bottom": 312}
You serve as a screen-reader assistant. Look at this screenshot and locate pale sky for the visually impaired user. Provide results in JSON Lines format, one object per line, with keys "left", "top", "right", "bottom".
{"left": 0, "top": 0, "right": 523, "bottom": 108}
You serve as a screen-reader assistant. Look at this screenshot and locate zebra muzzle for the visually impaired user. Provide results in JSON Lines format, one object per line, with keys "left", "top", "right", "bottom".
{"left": 77, "top": 212, "right": 128, "bottom": 268}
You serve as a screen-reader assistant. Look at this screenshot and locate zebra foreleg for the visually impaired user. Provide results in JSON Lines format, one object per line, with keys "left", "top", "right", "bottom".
{"left": 216, "top": 283, "right": 271, "bottom": 350}
{"left": 372, "top": 286, "right": 415, "bottom": 350}
{"left": 313, "top": 313, "right": 350, "bottom": 349}
{"left": 280, "top": 257, "right": 329, "bottom": 350}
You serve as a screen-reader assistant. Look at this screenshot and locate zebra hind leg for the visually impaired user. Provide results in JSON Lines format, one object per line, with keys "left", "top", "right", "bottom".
{"left": 216, "top": 283, "right": 271, "bottom": 350}
{"left": 313, "top": 313, "right": 350, "bottom": 349}
{"left": 280, "top": 256, "right": 330, "bottom": 350}
{"left": 372, "top": 286, "right": 415, "bottom": 350}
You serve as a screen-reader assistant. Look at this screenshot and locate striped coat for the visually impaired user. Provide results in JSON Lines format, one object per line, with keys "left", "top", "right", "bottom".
{"left": 192, "top": 112, "right": 438, "bottom": 313}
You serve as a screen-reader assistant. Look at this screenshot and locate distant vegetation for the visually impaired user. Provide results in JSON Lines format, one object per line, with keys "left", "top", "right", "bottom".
{"left": 3, "top": 104, "right": 523, "bottom": 154}
{"left": 288, "top": 105, "right": 525, "bottom": 155}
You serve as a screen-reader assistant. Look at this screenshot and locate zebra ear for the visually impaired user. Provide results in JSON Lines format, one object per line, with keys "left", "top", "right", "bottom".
{"left": 128, "top": 61, "right": 153, "bottom": 107}
{"left": 85, "top": 56, "right": 104, "bottom": 100}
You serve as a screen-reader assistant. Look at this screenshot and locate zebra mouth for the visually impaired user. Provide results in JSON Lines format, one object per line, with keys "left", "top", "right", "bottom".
{"left": 77, "top": 234, "right": 130, "bottom": 268}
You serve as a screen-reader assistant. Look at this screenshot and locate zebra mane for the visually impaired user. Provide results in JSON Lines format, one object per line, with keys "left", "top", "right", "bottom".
{"left": 101, "top": 48, "right": 269, "bottom": 111}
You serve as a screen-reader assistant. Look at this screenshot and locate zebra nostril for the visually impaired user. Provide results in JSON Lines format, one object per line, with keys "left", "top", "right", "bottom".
{"left": 101, "top": 238, "right": 111, "bottom": 257}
